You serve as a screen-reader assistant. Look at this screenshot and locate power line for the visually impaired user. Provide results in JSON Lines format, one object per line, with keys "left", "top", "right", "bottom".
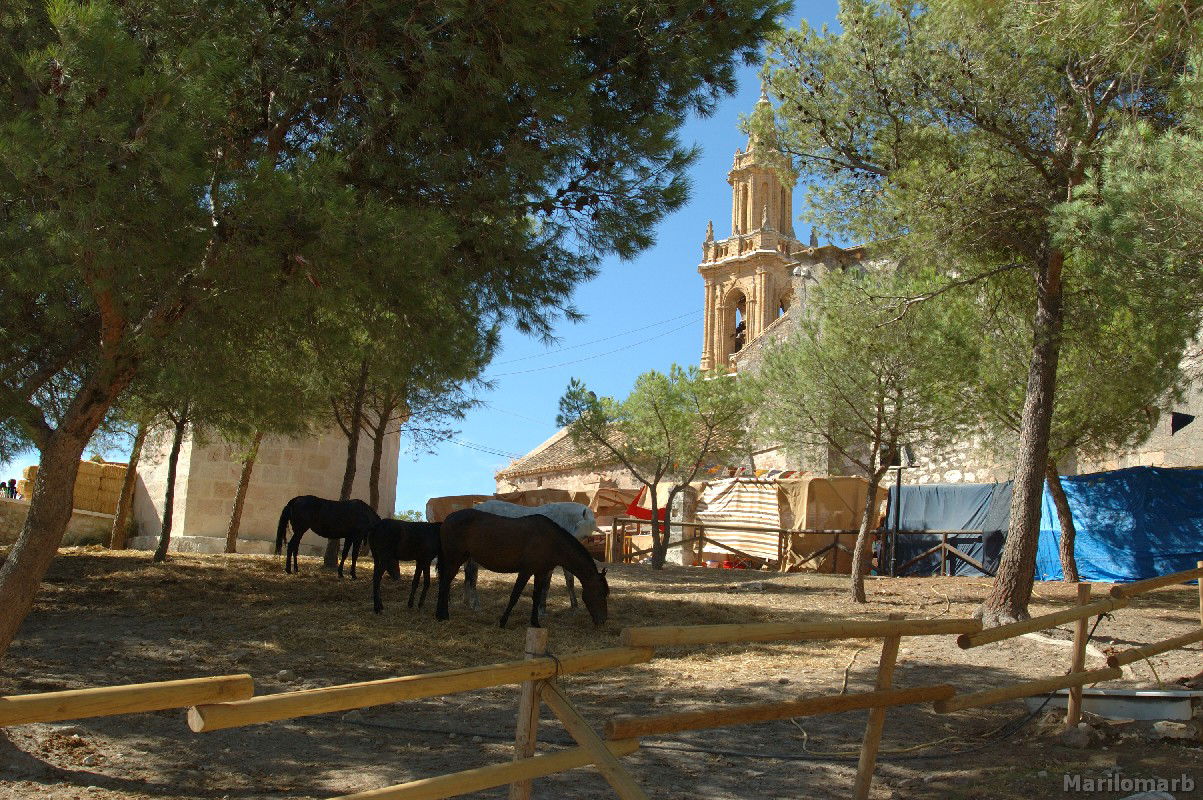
{"left": 492, "top": 311, "right": 698, "bottom": 365}
{"left": 447, "top": 438, "right": 522, "bottom": 459}
{"left": 479, "top": 401, "right": 549, "bottom": 425}
{"left": 488, "top": 318, "right": 699, "bottom": 378}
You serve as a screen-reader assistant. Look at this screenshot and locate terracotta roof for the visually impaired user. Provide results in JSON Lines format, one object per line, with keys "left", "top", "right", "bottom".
{"left": 495, "top": 428, "right": 598, "bottom": 479}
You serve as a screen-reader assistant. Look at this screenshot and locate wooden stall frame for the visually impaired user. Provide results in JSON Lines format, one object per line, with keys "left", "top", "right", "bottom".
{"left": 608, "top": 517, "right": 998, "bottom": 576}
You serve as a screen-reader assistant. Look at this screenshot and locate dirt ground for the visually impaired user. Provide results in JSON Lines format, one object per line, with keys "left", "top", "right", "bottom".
{"left": 1, "top": 548, "right": 1202, "bottom": 800}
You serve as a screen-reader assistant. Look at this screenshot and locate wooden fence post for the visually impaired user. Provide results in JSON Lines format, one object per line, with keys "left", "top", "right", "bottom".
{"left": 1197, "top": 561, "right": 1202, "bottom": 628}
{"left": 852, "top": 633, "right": 901, "bottom": 800}
{"left": 509, "top": 628, "right": 549, "bottom": 800}
{"left": 1065, "top": 582, "right": 1091, "bottom": 730}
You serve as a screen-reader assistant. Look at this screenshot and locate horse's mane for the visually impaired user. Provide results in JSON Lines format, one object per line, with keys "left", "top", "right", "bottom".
{"left": 539, "top": 515, "right": 598, "bottom": 571}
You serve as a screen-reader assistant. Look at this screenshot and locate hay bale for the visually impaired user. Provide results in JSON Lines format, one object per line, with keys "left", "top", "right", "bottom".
{"left": 16, "top": 480, "right": 33, "bottom": 498}
{"left": 22, "top": 465, "right": 38, "bottom": 481}
{"left": 99, "top": 474, "right": 125, "bottom": 493}
{"left": 101, "top": 463, "right": 127, "bottom": 479}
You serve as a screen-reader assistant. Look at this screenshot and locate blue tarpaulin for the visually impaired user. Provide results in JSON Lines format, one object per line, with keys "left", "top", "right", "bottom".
{"left": 886, "top": 482, "right": 1011, "bottom": 577}
{"left": 1036, "top": 466, "right": 1203, "bottom": 583}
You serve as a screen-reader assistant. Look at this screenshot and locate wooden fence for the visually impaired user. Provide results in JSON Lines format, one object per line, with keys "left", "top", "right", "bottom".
{"left": 1, "top": 562, "right": 1201, "bottom": 798}
{"left": 608, "top": 516, "right": 995, "bottom": 576}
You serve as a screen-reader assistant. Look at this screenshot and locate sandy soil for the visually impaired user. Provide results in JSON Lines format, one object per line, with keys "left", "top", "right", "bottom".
{"left": 1, "top": 548, "right": 1202, "bottom": 800}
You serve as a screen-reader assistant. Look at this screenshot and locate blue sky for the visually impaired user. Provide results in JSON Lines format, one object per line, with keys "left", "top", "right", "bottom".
{"left": 1, "top": 2, "right": 843, "bottom": 515}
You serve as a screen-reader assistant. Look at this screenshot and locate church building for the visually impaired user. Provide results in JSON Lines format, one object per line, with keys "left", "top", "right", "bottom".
{"left": 497, "top": 96, "right": 1203, "bottom": 494}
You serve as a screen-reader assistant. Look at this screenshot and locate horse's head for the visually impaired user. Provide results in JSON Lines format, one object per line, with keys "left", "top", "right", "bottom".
{"left": 582, "top": 567, "right": 609, "bottom": 627}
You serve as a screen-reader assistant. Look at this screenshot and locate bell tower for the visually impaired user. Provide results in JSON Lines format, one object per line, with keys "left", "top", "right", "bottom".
{"left": 699, "top": 90, "right": 803, "bottom": 371}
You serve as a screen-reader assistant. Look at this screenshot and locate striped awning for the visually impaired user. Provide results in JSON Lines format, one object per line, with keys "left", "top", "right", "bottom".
{"left": 696, "top": 478, "right": 782, "bottom": 561}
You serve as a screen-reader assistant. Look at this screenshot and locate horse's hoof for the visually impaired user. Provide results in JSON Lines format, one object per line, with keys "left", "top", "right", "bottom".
{"left": 373, "top": 607, "right": 383, "bottom": 614}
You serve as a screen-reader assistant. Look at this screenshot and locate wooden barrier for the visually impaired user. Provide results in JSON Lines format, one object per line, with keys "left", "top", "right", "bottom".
{"left": 1107, "top": 628, "right": 1203, "bottom": 668}
{"left": 331, "top": 739, "right": 640, "bottom": 800}
{"left": 621, "top": 617, "right": 980, "bottom": 648}
{"left": 605, "top": 684, "right": 955, "bottom": 740}
{"left": 956, "top": 596, "right": 1127, "bottom": 649}
{"left": 1108, "top": 565, "right": 1203, "bottom": 599}
{"left": 0, "top": 674, "right": 254, "bottom": 727}
{"left": 934, "top": 667, "right": 1122, "bottom": 713}
{"left": 509, "top": 628, "right": 548, "bottom": 800}
{"left": 1064, "top": 583, "right": 1091, "bottom": 729}
{"left": 188, "top": 647, "right": 652, "bottom": 733}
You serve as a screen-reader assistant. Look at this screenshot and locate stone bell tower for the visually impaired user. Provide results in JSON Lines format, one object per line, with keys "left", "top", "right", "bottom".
{"left": 699, "top": 90, "right": 804, "bottom": 371}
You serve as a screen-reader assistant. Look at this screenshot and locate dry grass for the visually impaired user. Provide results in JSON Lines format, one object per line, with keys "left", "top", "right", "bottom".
{"left": 1, "top": 548, "right": 1202, "bottom": 800}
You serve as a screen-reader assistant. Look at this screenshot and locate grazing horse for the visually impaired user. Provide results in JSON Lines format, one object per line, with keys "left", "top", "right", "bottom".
{"left": 275, "top": 495, "right": 379, "bottom": 579}
{"left": 369, "top": 519, "right": 441, "bottom": 613}
{"left": 470, "top": 499, "right": 596, "bottom": 615}
{"left": 436, "top": 509, "right": 609, "bottom": 629}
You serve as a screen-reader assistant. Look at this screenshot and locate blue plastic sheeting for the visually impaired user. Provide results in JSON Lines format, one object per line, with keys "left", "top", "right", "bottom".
{"left": 885, "top": 482, "right": 1011, "bottom": 577}
{"left": 1036, "top": 466, "right": 1203, "bottom": 583}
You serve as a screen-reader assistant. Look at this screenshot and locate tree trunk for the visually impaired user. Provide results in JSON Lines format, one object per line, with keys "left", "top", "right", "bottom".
{"left": 1046, "top": 459, "right": 1079, "bottom": 582}
{"left": 849, "top": 472, "right": 883, "bottom": 604}
{"left": 329, "top": 358, "right": 370, "bottom": 568}
{"left": 224, "top": 431, "right": 263, "bottom": 554}
{"left": 0, "top": 363, "right": 132, "bottom": 654}
{"left": 648, "top": 484, "right": 665, "bottom": 570}
{"left": 153, "top": 405, "right": 189, "bottom": 563}
{"left": 981, "top": 250, "right": 1065, "bottom": 626}
{"left": 109, "top": 421, "right": 149, "bottom": 549}
{"left": 0, "top": 431, "right": 88, "bottom": 653}
{"left": 367, "top": 399, "right": 399, "bottom": 515}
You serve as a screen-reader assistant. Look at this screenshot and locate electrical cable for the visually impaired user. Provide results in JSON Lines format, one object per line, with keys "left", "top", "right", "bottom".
{"left": 492, "top": 311, "right": 698, "bottom": 365}
{"left": 446, "top": 438, "right": 523, "bottom": 459}
{"left": 487, "top": 319, "right": 698, "bottom": 377}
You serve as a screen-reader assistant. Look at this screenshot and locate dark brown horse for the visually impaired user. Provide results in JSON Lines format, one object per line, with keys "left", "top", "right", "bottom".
{"left": 435, "top": 509, "right": 609, "bottom": 628}
{"left": 275, "top": 495, "right": 379, "bottom": 579}
{"left": 369, "top": 519, "right": 441, "bottom": 613}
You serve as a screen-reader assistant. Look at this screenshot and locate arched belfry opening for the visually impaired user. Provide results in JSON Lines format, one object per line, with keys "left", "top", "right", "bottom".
{"left": 725, "top": 290, "right": 748, "bottom": 359}
{"left": 778, "top": 289, "right": 794, "bottom": 319}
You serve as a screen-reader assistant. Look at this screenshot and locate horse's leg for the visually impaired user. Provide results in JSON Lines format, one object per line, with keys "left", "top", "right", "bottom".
{"left": 338, "top": 537, "right": 353, "bottom": 579}
{"left": 500, "top": 572, "right": 532, "bottom": 629}
{"left": 563, "top": 567, "right": 578, "bottom": 611}
{"left": 407, "top": 564, "right": 421, "bottom": 608}
{"left": 435, "top": 555, "right": 465, "bottom": 621}
{"left": 417, "top": 560, "right": 432, "bottom": 608}
{"left": 287, "top": 530, "right": 305, "bottom": 574}
{"left": 372, "top": 556, "right": 387, "bottom": 614}
{"left": 463, "top": 559, "right": 480, "bottom": 610}
{"left": 530, "top": 572, "right": 552, "bottom": 628}
{"left": 349, "top": 538, "right": 361, "bottom": 580}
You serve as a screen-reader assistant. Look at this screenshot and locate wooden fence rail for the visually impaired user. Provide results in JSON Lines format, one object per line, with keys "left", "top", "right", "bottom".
{"left": 0, "top": 674, "right": 253, "bottom": 727}
{"left": 331, "top": 739, "right": 641, "bottom": 800}
{"left": 187, "top": 647, "right": 652, "bottom": 733}
{"left": 1108, "top": 564, "right": 1203, "bottom": 599}
{"left": 621, "top": 617, "right": 980, "bottom": 648}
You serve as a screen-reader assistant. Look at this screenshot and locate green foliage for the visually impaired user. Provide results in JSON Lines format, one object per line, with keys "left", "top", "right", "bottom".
{"left": 393, "top": 509, "right": 425, "bottom": 522}
{"left": 558, "top": 364, "right": 750, "bottom": 566}
{"left": 748, "top": 268, "right": 975, "bottom": 480}
{"left": 0, "top": 0, "right": 786, "bottom": 448}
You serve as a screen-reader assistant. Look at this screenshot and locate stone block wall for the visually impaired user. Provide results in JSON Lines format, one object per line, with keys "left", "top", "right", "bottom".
{"left": 0, "top": 497, "right": 115, "bottom": 547}
{"left": 130, "top": 427, "right": 400, "bottom": 555}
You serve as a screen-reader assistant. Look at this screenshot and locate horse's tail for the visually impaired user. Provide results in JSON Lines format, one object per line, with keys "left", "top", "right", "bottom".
{"left": 275, "top": 501, "right": 292, "bottom": 555}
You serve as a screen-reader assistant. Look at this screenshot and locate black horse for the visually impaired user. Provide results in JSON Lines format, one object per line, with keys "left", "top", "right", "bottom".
{"left": 369, "top": 519, "right": 441, "bottom": 613}
{"left": 436, "top": 509, "right": 609, "bottom": 628}
{"left": 275, "top": 495, "right": 379, "bottom": 579}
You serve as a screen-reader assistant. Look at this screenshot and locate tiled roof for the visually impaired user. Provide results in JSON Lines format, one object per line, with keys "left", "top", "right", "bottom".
{"left": 495, "top": 428, "right": 598, "bottom": 479}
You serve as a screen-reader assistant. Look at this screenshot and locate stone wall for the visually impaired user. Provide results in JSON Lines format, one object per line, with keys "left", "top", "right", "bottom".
{"left": 0, "top": 497, "right": 115, "bottom": 547}
{"left": 130, "top": 427, "right": 400, "bottom": 555}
